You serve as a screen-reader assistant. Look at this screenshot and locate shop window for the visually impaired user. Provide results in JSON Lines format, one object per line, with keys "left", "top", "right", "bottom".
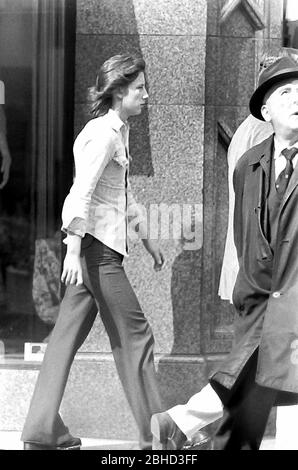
{"left": 0, "top": 0, "right": 75, "bottom": 359}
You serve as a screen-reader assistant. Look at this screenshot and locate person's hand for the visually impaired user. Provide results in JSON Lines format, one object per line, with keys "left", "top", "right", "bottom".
{"left": 142, "top": 239, "right": 165, "bottom": 271}
{"left": 152, "top": 248, "right": 165, "bottom": 271}
{"left": 0, "top": 153, "right": 11, "bottom": 189}
{"left": 61, "top": 253, "right": 83, "bottom": 285}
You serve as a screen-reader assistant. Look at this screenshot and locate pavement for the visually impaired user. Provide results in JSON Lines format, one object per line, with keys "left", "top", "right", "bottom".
{"left": 0, "top": 431, "right": 278, "bottom": 450}
{"left": 0, "top": 431, "right": 139, "bottom": 450}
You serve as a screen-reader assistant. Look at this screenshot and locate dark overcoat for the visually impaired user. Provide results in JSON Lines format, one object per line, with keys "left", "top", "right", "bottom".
{"left": 210, "top": 134, "right": 298, "bottom": 406}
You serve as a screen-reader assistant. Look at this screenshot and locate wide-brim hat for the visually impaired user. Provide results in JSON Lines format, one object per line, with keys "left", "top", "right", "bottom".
{"left": 249, "top": 56, "right": 298, "bottom": 121}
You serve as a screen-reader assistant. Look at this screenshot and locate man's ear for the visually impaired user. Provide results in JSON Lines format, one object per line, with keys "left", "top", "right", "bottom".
{"left": 261, "top": 104, "right": 271, "bottom": 122}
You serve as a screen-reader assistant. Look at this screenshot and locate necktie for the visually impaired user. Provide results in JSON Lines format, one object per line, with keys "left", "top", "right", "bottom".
{"left": 275, "top": 147, "right": 298, "bottom": 195}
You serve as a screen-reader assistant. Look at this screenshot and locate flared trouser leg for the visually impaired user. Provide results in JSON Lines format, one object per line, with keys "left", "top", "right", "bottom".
{"left": 22, "top": 238, "right": 163, "bottom": 449}
{"left": 87, "top": 259, "right": 163, "bottom": 449}
{"left": 21, "top": 282, "right": 98, "bottom": 445}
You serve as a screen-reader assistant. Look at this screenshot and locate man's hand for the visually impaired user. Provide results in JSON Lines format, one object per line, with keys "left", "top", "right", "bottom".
{"left": 142, "top": 239, "right": 165, "bottom": 271}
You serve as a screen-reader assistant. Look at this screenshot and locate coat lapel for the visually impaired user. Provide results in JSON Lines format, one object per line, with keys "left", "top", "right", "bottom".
{"left": 282, "top": 159, "right": 298, "bottom": 207}
{"left": 259, "top": 154, "right": 271, "bottom": 200}
{"left": 248, "top": 135, "right": 274, "bottom": 202}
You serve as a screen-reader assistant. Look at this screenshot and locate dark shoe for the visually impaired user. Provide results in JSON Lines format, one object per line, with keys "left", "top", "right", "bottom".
{"left": 151, "top": 412, "right": 187, "bottom": 450}
{"left": 24, "top": 436, "right": 81, "bottom": 450}
{"left": 185, "top": 430, "right": 213, "bottom": 450}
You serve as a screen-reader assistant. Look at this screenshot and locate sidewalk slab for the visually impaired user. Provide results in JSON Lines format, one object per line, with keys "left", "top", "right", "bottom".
{"left": 0, "top": 431, "right": 138, "bottom": 450}
{"left": 0, "top": 431, "right": 279, "bottom": 450}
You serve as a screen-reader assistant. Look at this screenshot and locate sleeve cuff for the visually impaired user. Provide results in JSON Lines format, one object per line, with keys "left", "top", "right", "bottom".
{"left": 61, "top": 217, "right": 86, "bottom": 237}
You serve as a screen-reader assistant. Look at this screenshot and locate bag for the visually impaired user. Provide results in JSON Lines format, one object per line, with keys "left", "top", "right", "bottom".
{"left": 32, "top": 235, "right": 61, "bottom": 325}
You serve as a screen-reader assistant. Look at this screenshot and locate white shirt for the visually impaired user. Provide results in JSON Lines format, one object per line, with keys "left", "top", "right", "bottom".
{"left": 273, "top": 138, "right": 298, "bottom": 179}
{"left": 61, "top": 109, "right": 143, "bottom": 256}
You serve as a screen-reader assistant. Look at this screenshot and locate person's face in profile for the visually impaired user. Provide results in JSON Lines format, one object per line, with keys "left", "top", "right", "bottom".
{"left": 121, "top": 72, "right": 149, "bottom": 118}
{"left": 261, "top": 78, "right": 298, "bottom": 138}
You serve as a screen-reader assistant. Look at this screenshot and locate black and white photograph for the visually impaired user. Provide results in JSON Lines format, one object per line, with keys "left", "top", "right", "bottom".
{"left": 1, "top": 0, "right": 298, "bottom": 457}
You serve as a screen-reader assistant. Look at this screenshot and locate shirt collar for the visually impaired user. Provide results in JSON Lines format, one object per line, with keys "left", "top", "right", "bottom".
{"left": 106, "top": 109, "right": 129, "bottom": 133}
{"left": 274, "top": 136, "right": 298, "bottom": 160}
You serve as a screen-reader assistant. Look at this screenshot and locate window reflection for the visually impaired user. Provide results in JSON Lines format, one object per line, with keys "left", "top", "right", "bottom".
{"left": 0, "top": 0, "right": 75, "bottom": 359}
{"left": 0, "top": 0, "right": 52, "bottom": 358}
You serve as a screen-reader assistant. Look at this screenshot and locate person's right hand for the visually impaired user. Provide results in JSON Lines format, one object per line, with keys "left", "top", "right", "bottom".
{"left": 61, "top": 253, "right": 83, "bottom": 286}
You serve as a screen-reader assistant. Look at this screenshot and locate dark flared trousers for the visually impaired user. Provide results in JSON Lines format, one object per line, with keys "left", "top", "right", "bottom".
{"left": 21, "top": 235, "right": 162, "bottom": 449}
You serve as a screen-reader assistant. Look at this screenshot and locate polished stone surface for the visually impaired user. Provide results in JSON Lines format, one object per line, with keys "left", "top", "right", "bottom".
{"left": 75, "top": 35, "right": 205, "bottom": 106}
{"left": 267, "top": 0, "right": 283, "bottom": 39}
{"left": 138, "top": 35, "right": 206, "bottom": 105}
{"left": 75, "top": 35, "right": 143, "bottom": 104}
{"left": 124, "top": 240, "right": 202, "bottom": 355}
{"left": 77, "top": 0, "right": 139, "bottom": 34}
{"left": 206, "top": 0, "right": 218, "bottom": 36}
{"left": 205, "top": 36, "right": 256, "bottom": 107}
{"left": 77, "top": 0, "right": 207, "bottom": 35}
{"left": 147, "top": 105, "right": 204, "bottom": 201}
{"left": 220, "top": 4, "right": 255, "bottom": 37}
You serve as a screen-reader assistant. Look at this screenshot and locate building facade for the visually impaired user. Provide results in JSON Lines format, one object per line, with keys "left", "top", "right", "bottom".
{"left": 0, "top": 0, "right": 296, "bottom": 441}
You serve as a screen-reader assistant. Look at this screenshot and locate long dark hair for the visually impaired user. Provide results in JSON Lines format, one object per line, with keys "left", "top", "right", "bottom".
{"left": 88, "top": 54, "right": 146, "bottom": 118}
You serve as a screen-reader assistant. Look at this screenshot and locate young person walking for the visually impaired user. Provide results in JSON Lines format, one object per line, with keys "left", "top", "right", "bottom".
{"left": 22, "top": 54, "right": 164, "bottom": 451}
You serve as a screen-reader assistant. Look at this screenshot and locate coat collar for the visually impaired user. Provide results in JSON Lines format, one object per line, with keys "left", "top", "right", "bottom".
{"left": 247, "top": 134, "right": 274, "bottom": 167}
{"left": 247, "top": 136, "right": 273, "bottom": 198}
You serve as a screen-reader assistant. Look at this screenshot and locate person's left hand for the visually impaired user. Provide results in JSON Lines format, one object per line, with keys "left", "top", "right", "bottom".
{"left": 142, "top": 239, "right": 165, "bottom": 271}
